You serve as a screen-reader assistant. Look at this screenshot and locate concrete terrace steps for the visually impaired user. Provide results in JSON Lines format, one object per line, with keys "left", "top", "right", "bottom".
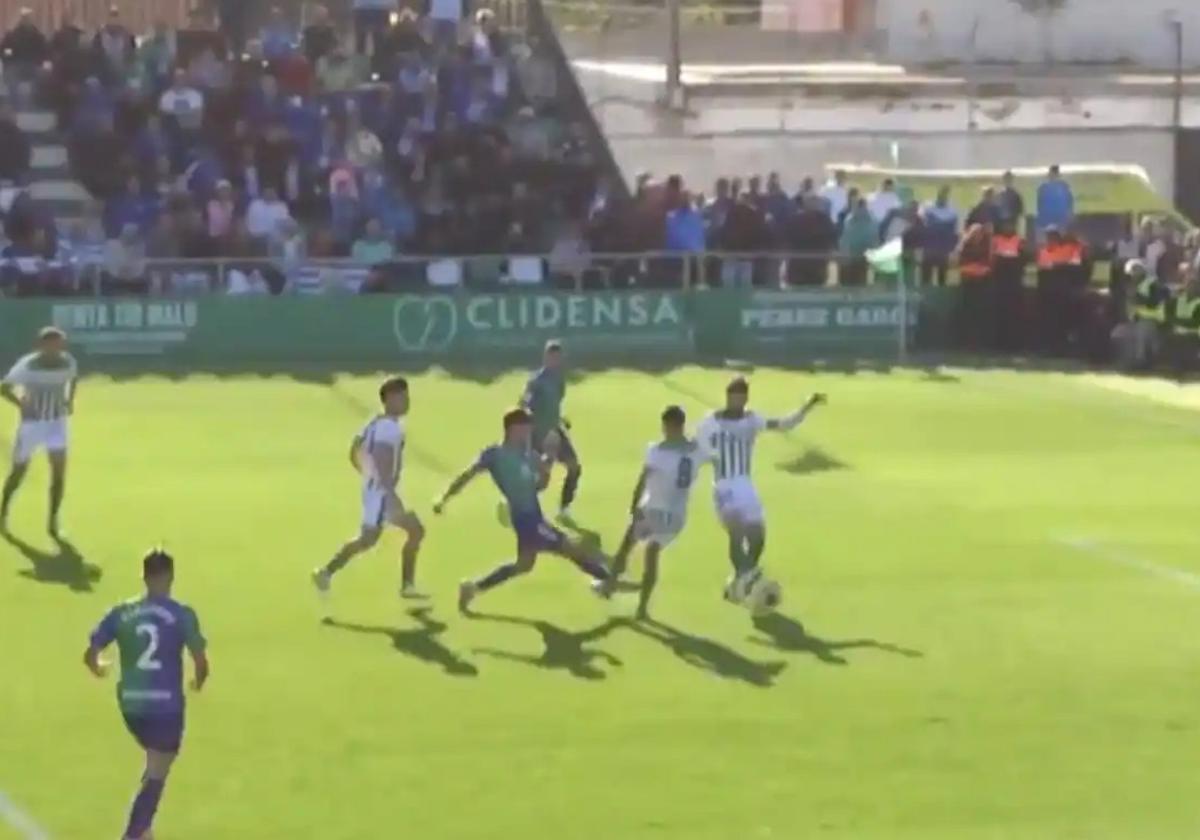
{"left": 12, "top": 107, "right": 92, "bottom": 221}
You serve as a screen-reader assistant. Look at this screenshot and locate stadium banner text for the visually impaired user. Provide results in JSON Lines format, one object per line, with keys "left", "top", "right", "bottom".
{"left": 0, "top": 289, "right": 934, "bottom": 366}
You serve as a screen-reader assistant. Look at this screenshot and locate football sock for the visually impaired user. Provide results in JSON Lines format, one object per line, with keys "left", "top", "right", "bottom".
{"left": 747, "top": 534, "right": 765, "bottom": 568}
{"left": 728, "top": 534, "right": 748, "bottom": 573}
{"left": 400, "top": 537, "right": 420, "bottom": 587}
{"left": 478, "top": 562, "right": 521, "bottom": 591}
{"left": 0, "top": 467, "right": 25, "bottom": 517}
{"left": 49, "top": 473, "right": 64, "bottom": 521}
{"left": 560, "top": 466, "right": 581, "bottom": 510}
{"left": 124, "top": 775, "right": 165, "bottom": 839}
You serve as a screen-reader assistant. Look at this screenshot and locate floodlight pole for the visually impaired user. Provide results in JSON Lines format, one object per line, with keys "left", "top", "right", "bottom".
{"left": 666, "top": 0, "right": 682, "bottom": 108}
{"left": 1172, "top": 18, "right": 1184, "bottom": 135}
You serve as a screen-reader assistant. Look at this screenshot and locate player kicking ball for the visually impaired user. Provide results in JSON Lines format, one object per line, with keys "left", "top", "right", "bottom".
{"left": 313, "top": 376, "right": 426, "bottom": 601}
{"left": 521, "top": 339, "right": 582, "bottom": 520}
{"left": 0, "top": 326, "right": 78, "bottom": 536}
{"left": 696, "top": 377, "right": 826, "bottom": 606}
{"left": 600, "top": 405, "right": 703, "bottom": 620}
{"left": 434, "top": 408, "right": 613, "bottom": 614}
{"left": 83, "top": 549, "right": 209, "bottom": 840}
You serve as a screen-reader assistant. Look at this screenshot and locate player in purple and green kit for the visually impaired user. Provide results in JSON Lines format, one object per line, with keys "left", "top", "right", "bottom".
{"left": 521, "top": 340, "right": 582, "bottom": 519}
{"left": 434, "top": 408, "right": 612, "bottom": 613}
{"left": 84, "top": 549, "right": 209, "bottom": 840}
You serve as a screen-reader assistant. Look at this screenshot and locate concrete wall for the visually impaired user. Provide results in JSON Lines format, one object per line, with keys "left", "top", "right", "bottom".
{"left": 879, "top": 0, "right": 1200, "bottom": 68}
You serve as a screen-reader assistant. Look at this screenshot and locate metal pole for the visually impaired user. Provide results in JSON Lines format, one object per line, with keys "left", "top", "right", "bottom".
{"left": 1173, "top": 19, "right": 1184, "bottom": 134}
{"left": 666, "top": 0, "right": 682, "bottom": 107}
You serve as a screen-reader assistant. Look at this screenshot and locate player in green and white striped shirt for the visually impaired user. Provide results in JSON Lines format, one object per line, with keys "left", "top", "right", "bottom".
{"left": 1, "top": 327, "right": 78, "bottom": 536}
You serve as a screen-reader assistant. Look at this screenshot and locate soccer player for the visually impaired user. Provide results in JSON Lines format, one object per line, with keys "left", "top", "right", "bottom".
{"left": 0, "top": 326, "right": 78, "bottom": 535}
{"left": 696, "top": 378, "right": 826, "bottom": 599}
{"left": 83, "top": 549, "right": 209, "bottom": 840}
{"left": 313, "top": 376, "right": 426, "bottom": 599}
{"left": 603, "top": 405, "right": 704, "bottom": 619}
{"left": 433, "top": 407, "right": 612, "bottom": 614}
{"left": 521, "top": 340, "right": 582, "bottom": 519}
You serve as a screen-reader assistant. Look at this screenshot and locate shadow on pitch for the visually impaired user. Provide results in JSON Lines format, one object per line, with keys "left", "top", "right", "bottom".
{"left": 776, "top": 447, "right": 849, "bottom": 477}
{"left": 324, "top": 607, "right": 479, "bottom": 677}
{"left": 631, "top": 618, "right": 786, "bottom": 688}
{"left": 472, "top": 613, "right": 625, "bottom": 680}
{"left": 751, "top": 613, "right": 923, "bottom": 666}
{"left": 3, "top": 531, "right": 102, "bottom": 592}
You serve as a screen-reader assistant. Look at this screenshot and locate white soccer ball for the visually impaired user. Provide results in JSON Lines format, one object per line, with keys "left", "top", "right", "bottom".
{"left": 746, "top": 576, "right": 783, "bottom": 617}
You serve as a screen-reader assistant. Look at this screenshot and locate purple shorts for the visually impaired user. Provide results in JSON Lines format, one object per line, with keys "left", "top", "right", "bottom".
{"left": 512, "top": 510, "right": 567, "bottom": 554}
{"left": 122, "top": 711, "right": 185, "bottom": 753}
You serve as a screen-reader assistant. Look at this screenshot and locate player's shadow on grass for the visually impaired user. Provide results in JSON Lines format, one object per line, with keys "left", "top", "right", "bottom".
{"left": 776, "top": 447, "right": 849, "bottom": 477}
{"left": 631, "top": 619, "right": 786, "bottom": 688}
{"left": 3, "top": 531, "right": 101, "bottom": 592}
{"left": 324, "top": 608, "right": 479, "bottom": 677}
{"left": 751, "top": 614, "right": 923, "bottom": 666}
{"left": 472, "top": 614, "right": 625, "bottom": 680}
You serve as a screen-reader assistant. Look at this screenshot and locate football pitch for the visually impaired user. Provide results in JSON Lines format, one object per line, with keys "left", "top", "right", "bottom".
{"left": 3, "top": 364, "right": 1200, "bottom": 839}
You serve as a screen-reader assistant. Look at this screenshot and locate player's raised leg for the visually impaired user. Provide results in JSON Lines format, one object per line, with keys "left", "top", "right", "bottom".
{"left": 122, "top": 743, "right": 176, "bottom": 840}
{"left": 459, "top": 546, "right": 537, "bottom": 613}
{"left": 314, "top": 525, "right": 381, "bottom": 595}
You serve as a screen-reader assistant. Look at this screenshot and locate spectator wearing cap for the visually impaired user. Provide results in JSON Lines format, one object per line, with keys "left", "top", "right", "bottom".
{"left": 303, "top": 5, "right": 338, "bottom": 66}
{"left": 1036, "top": 164, "right": 1074, "bottom": 235}
{"left": 92, "top": 6, "right": 136, "bottom": 84}
{"left": 1, "top": 7, "right": 48, "bottom": 84}
{"left": 353, "top": 0, "right": 399, "bottom": 56}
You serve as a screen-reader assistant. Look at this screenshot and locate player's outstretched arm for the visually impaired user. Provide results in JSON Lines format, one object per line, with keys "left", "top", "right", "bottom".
{"left": 766, "top": 393, "right": 827, "bottom": 432}
{"left": 434, "top": 463, "right": 484, "bottom": 514}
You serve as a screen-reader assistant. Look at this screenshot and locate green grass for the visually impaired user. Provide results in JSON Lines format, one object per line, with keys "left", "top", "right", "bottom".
{"left": 3, "top": 365, "right": 1200, "bottom": 839}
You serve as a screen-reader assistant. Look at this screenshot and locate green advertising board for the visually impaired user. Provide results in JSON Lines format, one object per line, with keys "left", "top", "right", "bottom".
{"left": 0, "top": 287, "right": 929, "bottom": 369}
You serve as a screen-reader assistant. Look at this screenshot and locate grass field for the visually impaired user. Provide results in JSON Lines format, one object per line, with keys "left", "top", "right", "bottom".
{"left": 3, "top": 364, "right": 1200, "bottom": 839}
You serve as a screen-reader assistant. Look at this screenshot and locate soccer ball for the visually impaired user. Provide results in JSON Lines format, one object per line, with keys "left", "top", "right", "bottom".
{"left": 746, "top": 576, "right": 783, "bottom": 617}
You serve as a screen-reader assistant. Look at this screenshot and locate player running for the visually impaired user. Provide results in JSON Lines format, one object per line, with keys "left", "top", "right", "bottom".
{"left": 313, "top": 376, "right": 426, "bottom": 600}
{"left": 521, "top": 340, "right": 582, "bottom": 519}
{"left": 434, "top": 408, "right": 613, "bottom": 614}
{"left": 601, "top": 405, "right": 704, "bottom": 619}
{"left": 696, "top": 377, "right": 826, "bottom": 600}
{"left": 0, "top": 326, "right": 78, "bottom": 535}
{"left": 84, "top": 549, "right": 209, "bottom": 840}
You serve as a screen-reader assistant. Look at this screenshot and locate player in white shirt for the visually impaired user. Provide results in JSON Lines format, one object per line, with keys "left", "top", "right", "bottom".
{"left": 696, "top": 377, "right": 825, "bottom": 600}
{"left": 600, "top": 406, "right": 703, "bottom": 618}
{"left": 312, "top": 376, "right": 426, "bottom": 601}
{"left": 1, "top": 327, "right": 78, "bottom": 536}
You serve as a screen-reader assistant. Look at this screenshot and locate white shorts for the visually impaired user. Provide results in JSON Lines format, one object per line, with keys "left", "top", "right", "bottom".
{"left": 632, "top": 507, "right": 686, "bottom": 548}
{"left": 362, "top": 486, "right": 405, "bottom": 529}
{"left": 12, "top": 419, "right": 68, "bottom": 465}
{"left": 713, "top": 477, "right": 764, "bottom": 525}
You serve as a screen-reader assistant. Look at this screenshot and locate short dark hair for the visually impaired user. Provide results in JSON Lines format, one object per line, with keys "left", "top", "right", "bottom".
{"left": 726, "top": 377, "right": 750, "bottom": 395}
{"left": 504, "top": 408, "right": 532, "bottom": 430}
{"left": 379, "top": 376, "right": 408, "bottom": 403}
{"left": 544, "top": 340, "right": 563, "bottom": 354}
{"left": 38, "top": 326, "right": 66, "bottom": 342}
{"left": 661, "top": 405, "right": 686, "bottom": 426}
{"left": 143, "top": 549, "right": 174, "bottom": 580}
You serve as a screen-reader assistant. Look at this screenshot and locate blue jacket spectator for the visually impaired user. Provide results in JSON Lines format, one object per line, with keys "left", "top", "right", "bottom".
{"left": 666, "top": 200, "right": 706, "bottom": 253}
{"left": 763, "top": 173, "right": 794, "bottom": 234}
{"left": 921, "top": 189, "right": 960, "bottom": 257}
{"left": 363, "top": 172, "right": 416, "bottom": 243}
{"left": 104, "top": 178, "right": 161, "bottom": 238}
{"left": 260, "top": 8, "right": 299, "bottom": 62}
{"left": 1036, "top": 165, "right": 1074, "bottom": 232}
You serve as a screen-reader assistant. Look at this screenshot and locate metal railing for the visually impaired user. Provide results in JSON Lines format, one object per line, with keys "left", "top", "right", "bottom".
{"left": 0, "top": 249, "right": 912, "bottom": 297}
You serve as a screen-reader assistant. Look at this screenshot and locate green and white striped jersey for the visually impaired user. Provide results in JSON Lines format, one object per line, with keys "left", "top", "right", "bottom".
{"left": 3, "top": 352, "right": 77, "bottom": 421}
{"left": 697, "top": 410, "right": 768, "bottom": 482}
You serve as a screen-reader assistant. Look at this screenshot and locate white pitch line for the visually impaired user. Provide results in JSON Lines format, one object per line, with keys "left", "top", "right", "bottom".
{"left": 1057, "top": 536, "right": 1200, "bottom": 591}
{"left": 0, "top": 790, "right": 49, "bottom": 840}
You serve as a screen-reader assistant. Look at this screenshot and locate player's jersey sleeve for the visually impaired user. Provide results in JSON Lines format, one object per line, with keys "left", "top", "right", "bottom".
{"left": 695, "top": 415, "right": 718, "bottom": 461}
{"left": 181, "top": 606, "right": 207, "bottom": 655}
{"left": 643, "top": 443, "right": 659, "bottom": 469}
{"left": 521, "top": 372, "right": 539, "bottom": 407}
{"left": 88, "top": 606, "right": 120, "bottom": 650}
{"left": 2, "top": 354, "right": 31, "bottom": 385}
{"left": 474, "top": 445, "right": 498, "bottom": 471}
{"left": 749, "top": 412, "right": 769, "bottom": 434}
{"left": 64, "top": 353, "right": 78, "bottom": 379}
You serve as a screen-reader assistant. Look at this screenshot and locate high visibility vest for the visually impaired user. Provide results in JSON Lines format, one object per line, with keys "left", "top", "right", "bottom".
{"left": 959, "top": 237, "right": 991, "bottom": 279}
{"left": 992, "top": 234, "right": 1022, "bottom": 259}
{"left": 1037, "top": 246, "right": 1058, "bottom": 269}
{"left": 1135, "top": 277, "right": 1168, "bottom": 323}
{"left": 1174, "top": 292, "right": 1200, "bottom": 334}
{"left": 1061, "top": 241, "right": 1084, "bottom": 266}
